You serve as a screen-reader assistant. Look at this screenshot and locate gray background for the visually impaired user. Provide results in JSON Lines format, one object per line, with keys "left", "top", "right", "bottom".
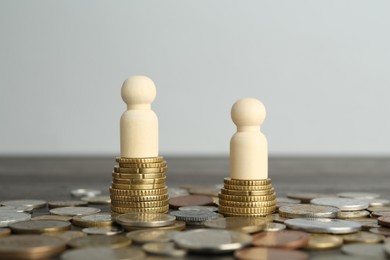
{"left": 1, "top": 1, "right": 389, "bottom": 156}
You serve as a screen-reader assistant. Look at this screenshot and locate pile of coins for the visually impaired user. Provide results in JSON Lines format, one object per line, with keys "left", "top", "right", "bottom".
{"left": 218, "top": 178, "right": 276, "bottom": 216}
{"left": 110, "top": 156, "right": 169, "bottom": 215}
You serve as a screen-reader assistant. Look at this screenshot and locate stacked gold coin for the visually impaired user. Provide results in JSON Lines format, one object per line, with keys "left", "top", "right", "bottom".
{"left": 218, "top": 178, "right": 276, "bottom": 217}
{"left": 110, "top": 156, "right": 169, "bottom": 215}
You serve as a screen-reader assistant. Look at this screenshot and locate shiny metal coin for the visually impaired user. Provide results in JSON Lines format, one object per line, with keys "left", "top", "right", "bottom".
{"left": 264, "top": 222, "right": 286, "bottom": 232}
{"left": 9, "top": 220, "right": 71, "bottom": 234}
{"left": 82, "top": 226, "right": 123, "bottom": 236}
{"left": 369, "top": 227, "right": 390, "bottom": 236}
{"left": 305, "top": 234, "right": 343, "bottom": 250}
{"left": 46, "top": 230, "right": 86, "bottom": 241}
{"left": 342, "top": 231, "right": 384, "bottom": 243}
{"left": 115, "top": 213, "right": 175, "bottom": 228}
{"left": 337, "top": 210, "right": 370, "bottom": 219}
{"left": 142, "top": 242, "right": 187, "bottom": 257}
{"left": 341, "top": 243, "right": 387, "bottom": 259}
{"left": 203, "top": 217, "right": 266, "bottom": 233}
{"left": 235, "top": 247, "right": 309, "bottom": 260}
{"left": 0, "top": 206, "right": 34, "bottom": 213}
{"left": 311, "top": 197, "right": 369, "bottom": 211}
{"left": 67, "top": 235, "right": 131, "bottom": 249}
{"left": 0, "top": 199, "right": 47, "bottom": 209}
{"left": 173, "top": 229, "right": 252, "bottom": 253}
{"left": 285, "top": 218, "right": 361, "bottom": 234}
{"left": 71, "top": 189, "right": 102, "bottom": 198}
{"left": 32, "top": 214, "right": 73, "bottom": 222}
{"left": 48, "top": 200, "right": 88, "bottom": 209}
{"left": 50, "top": 207, "right": 100, "bottom": 216}
{"left": 350, "top": 218, "right": 380, "bottom": 230}
{"left": 337, "top": 192, "right": 380, "bottom": 199}
{"left": 279, "top": 204, "right": 339, "bottom": 218}
{"left": 61, "top": 247, "right": 145, "bottom": 260}
{"left": 178, "top": 206, "right": 218, "bottom": 212}
{"left": 252, "top": 230, "right": 310, "bottom": 249}
{"left": 72, "top": 213, "right": 113, "bottom": 228}
{"left": 81, "top": 195, "right": 111, "bottom": 204}
{"left": 0, "top": 212, "right": 31, "bottom": 227}
{"left": 169, "top": 210, "right": 221, "bottom": 223}
{"left": 126, "top": 229, "right": 179, "bottom": 244}
{"left": 365, "top": 199, "right": 390, "bottom": 207}
{"left": 286, "top": 192, "right": 335, "bottom": 203}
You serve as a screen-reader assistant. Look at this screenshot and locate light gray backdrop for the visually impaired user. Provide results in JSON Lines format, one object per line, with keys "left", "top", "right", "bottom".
{"left": 1, "top": 1, "right": 389, "bottom": 156}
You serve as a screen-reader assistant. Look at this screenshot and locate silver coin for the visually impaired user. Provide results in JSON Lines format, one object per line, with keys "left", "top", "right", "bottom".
{"left": 77, "top": 213, "right": 112, "bottom": 223}
{"left": 169, "top": 210, "right": 221, "bottom": 223}
{"left": 0, "top": 206, "right": 34, "bottom": 213}
{"left": 341, "top": 243, "right": 387, "bottom": 259}
{"left": 61, "top": 247, "right": 145, "bottom": 260}
{"left": 0, "top": 212, "right": 31, "bottom": 227}
{"left": 366, "top": 199, "right": 390, "bottom": 207}
{"left": 126, "top": 229, "right": 179, "bottom": 244}
{"left": 168, "top": 187, "right": 189, "bottom": 198}
{"left": 0, "top": 199, "right": 47, "bottom": 209}
{"left": 271, "top": 213, "right": 288, "bottom": 223}
{"left": 285, "top": 218, "right": 361, "bottom": 234}
{"left": 279, "top": 204, "right": 339, "bottom": 218}
{"left": 142, "top": 242, "right": 187, "bottom": 257}
{"left": 50, "top": 207, "right": 100, "bottom": 216}
{"left": 286, "top": 192, "right": 335, "bottom": 203}
{"left": 311, "top": 197, "right": 369, "bottom": 211}
{"left": 48, "top": 200, "right": 88, "bottom": 209}
{"left": 115, "top": 213, "right": 176, "bottom": 228}
{"left": 264, "top": 222, "right": 286, "bottom": 232}
{"left": 81, "top": 195, "right": 111, "bottom": 204}
{"left": 337, "top": 192, "right": 380, "bottom": 199}
{"left": 178, "top": 206, "right": 218, "bottom": 212}
{"left": 173, "top": 229, "right": 251, "bottom": 253}
{"left": 82, "top": 226, "right": 123, "bottom": 236}
{"left": 71, "top": 189, "right": 102, "bottom": 198}
{"left": 349, "top": 218, "right": 380, "bottom": 230}
{"left": 337, "top": 210, "right": 370, "bottom": 219}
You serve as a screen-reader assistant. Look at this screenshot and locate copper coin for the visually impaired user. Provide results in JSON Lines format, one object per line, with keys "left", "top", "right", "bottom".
{"left": 252, "top": 230, "right": 310, "bottom": 249}
{"left": 371, "top": 210, "right": 390, "bottom": 218}
{"left": 378, "top": 216, "right": 390, "bottom": 227}
{"left": 169, "top": 195, "right": 214, "bottom": 209}
{"left": 235, "top": 247, "right": 309, "bottom": 260}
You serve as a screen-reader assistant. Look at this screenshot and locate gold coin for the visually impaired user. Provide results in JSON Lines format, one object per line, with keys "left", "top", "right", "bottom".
{"left": 109, "top": 187, "right": 168, "bottom": 196}
{"left": 119, "top": 161, "right": 167, "bottom": 168}
{"left": 112, "top": 172, "right": 166, "bottom": 179}
{"left": 111, "top": 182, "right": 166, "bottom": 190}
{"left": 123, "top": 221, "right": 186, "bottom": 232}
{"left": 116, "top": 156, "right": 164, "bottom": 163}
{"left": 111, "top": 200, "right": 168, "bottom": 208}
{"left": 342, "top": 231, "right": 384, "bottom": 243}
{"left": 113, "top": 166, "right": 167, "bottom": 174}
{"left": 9, "top": 220, "right": 71, "bottom": 234}
{"left": 67, "top": 235, "right": 131, "bottom": 249}
{"left": 111, "top": 205, "right": 169, "bottom": 214}
{"left": 224, "top": 183, "right": 273, "bottom": 191}
{"left": 126, "top": 229, "right": 179, "bottom": 244}
{"left": 204, "top": 217, "right": 267, "bottom": 233}
{"left": 218, "top": 200, "right": 276, "bottom": 207}
{"left": 218, "top": 193, "right": 276, "bottom": 202}
{"left": 32, "top": 215, "right": 73, "bottom": 222}
{"left": 112, "top": 176, "right": 166, "bottom": 185}
{"left": 0, "top": 228, "right": 11, "bottom": 237}
{"left": 220, "top": 212, "right": 273, "bottom": 217}
{"left": 218, "top": 205, "right": 276, "bottom": 214}
{"left": 72, "top": 213, "right": 113, "bottom": 228}
{"left": 224, "top": 178, "right": 271, "bottom": 186}
{"left": 305, "top": 234, "right": 343, "bottom": 250}
{"left": 337, "top": 210, "right": 370, "bottom": 219}
{"left": 220, "top": 188, "right": 275, "bottom": 196}
{"left": 45, "top": 230, "right": 87, "bottom": 241}
{"left": 110, "top": 194, "right": 169, "bottom": 202}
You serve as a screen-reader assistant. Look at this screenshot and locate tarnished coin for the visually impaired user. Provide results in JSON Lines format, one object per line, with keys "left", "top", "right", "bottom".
{"left": 305, "top": 234, "right": 343, "bottom": 250}
{"left": 371, "top": 210, "right": 390, "bottom": 218}
{"left": 369, "top": 227, "right": 390, "bottom": 236}
{"left": 126, "top": 229, "right": 179, "bottom": 244}
{"left": 0, "top": 235, "right": 66, "bottom": 259}
{"left": 142, "top": 242, "right": 187, "bottom": 257}
{"left": 204, "top": 217, "right": 266, "bottom": 233}
{"left": 264, "top": 222, "right": 286, "bottom": 232}
{"left": 72, "top": 213, "right": 113, "bottom": 227}
{"left": 252, "top": 230, "right": 310, "bottom": 249}
{"left": 0, "top": 212, "right": 31, "bottom": 227}
{"left": 9, "top": 220, "right": 71, "bottom": 234}
{"left": 337, "top": 210, "right": 370, "bottom": 219}
{"left": 286, "top": 192, "right": 335, "bottom": 203}
{"left": 366, "top": 199, "right": 390, "bottom": 207}
{"left": 311, "top": 197, "right": 369, "bottom": 211}
{"left": 115, "top": 213, "right": 176, "bottom": 227}
{"left": 46, "top": 230, "right": 86, "bottom": 241}
{"left": 80, "top": 195, "right": 111, "bottom": 204}
{"left": 235, "top": 247, "right": 309, "bottom": 260}
{"left": 169, "top": 195, "right": 214, "bottom": 209}
{"left": 378, "top": 216, "right": 390, "bottom": 227}
{"left": 50, "top": 207, "right": 100, "bottom": 216}
{"left": 178, "top": 206, "right": 218, "bottom": 212}
{"left": 0, "top": 205, "right": 34, "bottom": 213}
{"left": 68, "top": 235, "right": 131, "bottom": 248}
{"left": 0, "top": 228, "right": 11, "bottom": 237}
{"left": 71, "top": 189, "right": 102, "bottom": 198}
{"left": 82, "top": 226, "right": 123, "bottom": 236}
{"left": 169, "top": 210, "right": 221, "bottom": 223}
{"left": 173, "top": 229, "right": 252, "bottom": 253}
{"left": 32, "top": 214, "right": 73, "bottom": 222}
{"left": 0, "top": 199, "right": 47, "bottom": 209}
{"left": 337, "top": 192, "right": 380, "bottom": 199}
{"left": 285, "top": 218, "right": 361, "bottom": 234}
{"left": 279, "top": 204, "right": 339, "bottom": 218}
{"left": 61, "top": 246, "right": 146, "bottom": 260}
{"left": 48, "top": 200, "right": 88, "bottom": 209}
{"left": 342, "top": 231, "right": 384, "bottom": 243}
{"left": 341, "top": 243, "right": 387, "bottom": 259}
{"left": 350, "top": 218, "right": 380, "bottom": 230}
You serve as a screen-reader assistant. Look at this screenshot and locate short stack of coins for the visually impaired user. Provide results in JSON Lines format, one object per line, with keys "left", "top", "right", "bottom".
{"left": 218, "top": 178, "right": 276, "bottom": 217}
{"left": 110, "top": 156, "right": 169, "bottom": 215}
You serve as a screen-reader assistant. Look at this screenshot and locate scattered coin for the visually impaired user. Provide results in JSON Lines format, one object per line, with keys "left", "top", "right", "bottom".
{"left": 235, "top": 247, "right": 309, "bottom": 260}
{"left": 178, "top": 206, "right": 218, "bottom": 212}
{"left": 342, "top": 231, "right": 384, "bottom": 243}
{"left": 173, "top": 229, "right": 252, "bottom": 253}
{"left": 252, "top": 230, "right": 310, "bottom": 249}
{"left": 305, "top": 234, "right": 343, "bottom": 250}
{"left": 115, "top": 213, "right": 176, "bottom": 227}
{"left": 0, "top": 212, "right": 31, "bottom": 227}
{"left": 122, "top": 220, "right": 186, "bottom": 232}
{"left": 72, "top": 213, "right": 113, "bottom": 227}
{"left": 279, "top": 204, "right": 339, "bottom": 218}
{"left": 61, "top": 247, "right": 146, "bottom": 260}
{"left": 142, "top": 242, "right": 187, "bottom": 257}
{"left": 264, "top": 222, "right": 286, "bottom": 232}
{"left": 9, "top": 220, "right": 71, "bottom": 234}
{"left": 286, "top": 192, "right": 334, "bottom": 203}
{"left": 341, "top": 243, "right": 387, "bottom": 259}
{"left": 32, "top": 214, "right": 73, "bottom": 222}
{"left": 48, "top": 200, "right": 88, "bottom": 209}
{"left": 168, "top": 187, "right": 189, "bottom": 198}
{"left": 285, "top": 218, "right": 361, "bottom": 234}
{"left": 311, "top": 197, "right": 369, "bottom": 211}
{"left": 0, "top": 206, "right": 34, "bottom": 213}
{"left": 0, "top": 235, "right": 67, "bottom": 259}
{"left": 50, "top": 207, "right": 101, "bottom": 216}
{"left": 337, "top": 210, "right": 370, "bottom": 219}
{"left": 82, "top": 226, "right": 123, "bottom": 236}
{"left": 81, "top": 195, "right": 111, "bottom": 204}
{"left": 365, "top": 199, "right": 390, "bottom": 207}
{"left": 378, "top": 216, "right": 390, "bottom": 227}
{"left": 371, "top": 210, "right": 390, "bottom": 218}
{"left": 204, "top": 217, "right": 266, "bottom": 233}
{"left": 276, "top": 197, "right": 301, "bottom": 209}
{"left": 170, "top": 210, "right": 221, "bottom": 224}
{"left": 272, "top": 213, "right": 288, "bottom": 223}
{"left": 169, "top": 195, "right": 215, "bottom": 209}
{"left": 126, "top": 229, "right": 179, "bottom": 244}
{"left": 369, "top": 227, "right": 390, "bottom": 236}
{"left": 0, "top": 199, "right": 47, "bottom": 209}
{"left": 337, "top": 192, "right": 380, "bottom": 199}
{"left": 350, "top": 218, "right": 380, "bottom": 230}
{"left": 367, "top": 206, "right": 390, "bottom": 212}
{"left": 46, "top": 230, "right": 86, "bottom": 241}
{"left": 67, "top": 235, "right": 131, "bottom": 248}
{"left": 0, "top": 228, "right": 11, "bottom": 237}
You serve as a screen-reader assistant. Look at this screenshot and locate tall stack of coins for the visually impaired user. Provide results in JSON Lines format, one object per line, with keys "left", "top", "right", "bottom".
{"left": 110, "top": 157, "right": 169, "bottom": 215}
{"left": 218, "top": 178, "right": 276, "bottom": 217}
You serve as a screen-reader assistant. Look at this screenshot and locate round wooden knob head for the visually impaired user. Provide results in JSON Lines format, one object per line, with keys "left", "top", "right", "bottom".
{"left": 121, "top": 76, "right": 156, "bottom": 106}
{"left": 231, "top": 98, "right": 266, "bottom": 127}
